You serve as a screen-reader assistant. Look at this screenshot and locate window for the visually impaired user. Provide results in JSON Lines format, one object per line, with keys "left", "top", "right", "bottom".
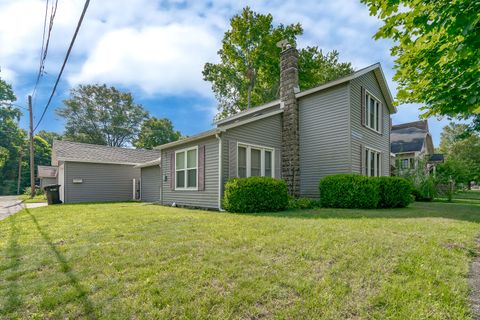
{"left": 400, "top": 158, "right": 415, "bottom": 169}
{"left": 364, "top": 148, "right": 382, "bottom": 177}
{"left": 175, "top": 147, "right": 197, "bottom": 189}
{"left": 237, "top": 143, "right": 274, "bottom": 178}
{"left": 365, "top": 91, "right": 382, "bottom": 132}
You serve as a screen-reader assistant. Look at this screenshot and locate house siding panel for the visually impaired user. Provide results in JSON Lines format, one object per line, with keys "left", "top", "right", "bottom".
{"left": 350, "top": 71, "right": 391, "bottom": 176}
{"left": 161, "top": 137, "right": 219, "bottom": 209}
{"left": 299, "top": 83, "right": 351, "bottom": 198}
{"left": 64, "top": 162, "right": 140, "bottom": 203}
{"left": 141, "top": 165, "right": 161, "bottom": 202}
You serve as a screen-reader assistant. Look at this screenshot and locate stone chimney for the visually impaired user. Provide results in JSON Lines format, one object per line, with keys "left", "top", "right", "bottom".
{"left": 278, "top": 40, "right": 300, "bottom": 197}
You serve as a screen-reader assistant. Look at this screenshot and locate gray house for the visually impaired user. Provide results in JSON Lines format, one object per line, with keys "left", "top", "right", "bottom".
{"left": 52, "top": 140, "right": 160, "bottom": 203}
{"left": 140, "top": 44, "right": 396, "bottom": 209}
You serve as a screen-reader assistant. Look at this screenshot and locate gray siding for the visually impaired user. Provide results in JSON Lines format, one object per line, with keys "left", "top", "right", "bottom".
{"left": 64, "top": 162, "right": 140, "bottom": 203}
{"left": 299, "top": 83, "right": 351, "bottom": 198}
{"left": 221, "top": 114, "right": 283, "bottom": 190}
{"left": 141, "top": 165, "right": 161, "bottom": 202}
{"left": 350, "top": 71, "right": 391, "bottom": 176}
{"left": 161, "top": 137, "right": 219, "bottom": 209}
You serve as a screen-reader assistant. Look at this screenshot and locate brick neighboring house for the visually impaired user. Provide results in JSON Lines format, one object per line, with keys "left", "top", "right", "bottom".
{"left": 136, "top": 42, "right": 396, "bottom": 209}
{"left": 391, "top": 120, "right": 444, "bottom": 174}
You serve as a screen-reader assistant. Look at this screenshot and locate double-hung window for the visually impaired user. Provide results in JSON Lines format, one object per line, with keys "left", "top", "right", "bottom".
{"left": 364, "top": 148, "right": 382, "bottom": 177}
{"left": 175, "top": 147, "right": 197, "bottom": 190}
{"left": 237, "top": 143, "right": 274, "bottom": 178}
{"left": 365, "top": 91, "right": 382, "bottom": 133}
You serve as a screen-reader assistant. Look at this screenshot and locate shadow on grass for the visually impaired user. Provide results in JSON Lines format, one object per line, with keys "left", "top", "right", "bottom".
{"left": 25, "top": 208, "right": 97, "bottom": 319}
{"left": 1, "top": 213, "right": 22, "bottom": 315}
{"left": 228, "top": 201, "right": 480, "bottom": 223}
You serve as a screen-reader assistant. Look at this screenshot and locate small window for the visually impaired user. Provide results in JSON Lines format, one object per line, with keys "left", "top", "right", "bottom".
{"left": 175, "top": 147, "right": 197, "bottom": 190}
{"left": 364, "top": 148, "right": 381, "bottom": 177}
{"left": 237, "top": 143, "right": 274, "bottom": 178}
{"left": 365, "top": 91, "right": 382, "bottom": 133}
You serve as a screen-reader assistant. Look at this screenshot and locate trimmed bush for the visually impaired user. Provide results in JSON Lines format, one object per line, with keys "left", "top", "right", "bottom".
{"left": 223, "top": 177, "right": 288, "bottom": 213}
{"left": 374, "top": 176, "right": 413, "bottom": 208}
{"left": 288, "top": 197, "right": 321, "bottom": 210}
{"left": 319, "top": 174, "right": 380, "bottom": 209}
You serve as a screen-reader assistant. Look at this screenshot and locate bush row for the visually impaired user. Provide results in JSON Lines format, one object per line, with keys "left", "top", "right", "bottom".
{"left": 319, "top": 174, "right": 412, "bottom": 209}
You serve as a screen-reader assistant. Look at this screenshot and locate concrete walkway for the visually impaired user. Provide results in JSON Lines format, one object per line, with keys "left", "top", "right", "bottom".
{"left": 0, "top": 196, "right": 47, "bottom": 221}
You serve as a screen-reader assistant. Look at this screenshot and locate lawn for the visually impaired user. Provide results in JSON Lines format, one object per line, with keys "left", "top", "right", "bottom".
{"left": 17, "top": 194, "right": 47, "bottom": 203}
{"left": 1, "top": 202, "right": 479, "bottom": 319}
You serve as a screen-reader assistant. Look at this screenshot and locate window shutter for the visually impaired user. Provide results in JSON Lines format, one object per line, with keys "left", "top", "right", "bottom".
{"left": 360, "top": 86, "right": 366, "bottom": 126}
{"left": 380, "top": 102, "right": 384, "bottom": 135}
{"left": 170, "top": 152, "right": 175, "bottom": 190}
{"left": 198, "top": 145, "right": 205, "bottom": 191}
{"left": 360, "top": 144, "right": 365, "bottom": 175}
{"left": 228, "top": 140, "right": 237, "bottom": 178}
{"left": 275, "top": 148, "right": 281, "bottom": 179}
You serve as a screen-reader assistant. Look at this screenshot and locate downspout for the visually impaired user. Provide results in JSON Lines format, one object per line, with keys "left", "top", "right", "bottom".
{"left": 215, "top": 133, "right": 224, "bottom": 211}
{"left": 160, "top": 155, "right": 163, "bottom": 205}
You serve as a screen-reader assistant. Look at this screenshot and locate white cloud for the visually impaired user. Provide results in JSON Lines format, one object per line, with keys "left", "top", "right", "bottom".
{"left": 68, "top": 24, "right": 218, "bottom": 96}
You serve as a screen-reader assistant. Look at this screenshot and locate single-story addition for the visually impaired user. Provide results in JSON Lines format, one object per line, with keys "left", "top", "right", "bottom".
{"left": 51, "top": 140, "right": 160, "bottom": 203}
{"left": 138, "top": 43, "right": 396, "bottom": 210}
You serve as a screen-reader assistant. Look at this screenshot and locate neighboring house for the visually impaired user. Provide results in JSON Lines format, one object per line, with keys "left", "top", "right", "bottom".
{"left": 138, "top": 43, "right": 396, "bottom": 209}
{"left": 37, "top": 165, "right": 58, "bottom": 188}
{"left": 51, "top": 140, "right": 160, "bottom": 203}
{"left": 390, "top": 120, "right": 443, "bottom": 173}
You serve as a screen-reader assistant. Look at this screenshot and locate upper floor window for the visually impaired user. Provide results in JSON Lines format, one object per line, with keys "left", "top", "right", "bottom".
{"left": 365, "top": 91, "right": 382, "bottom": 133}
{"left": 238, "top": 143, "right": 274, "bottom": 178}
{"left": 175, "top": 147, "right": 197, "bottom": 190}
{"left": 364, "top": 148, "right": 381, "bottom": 177}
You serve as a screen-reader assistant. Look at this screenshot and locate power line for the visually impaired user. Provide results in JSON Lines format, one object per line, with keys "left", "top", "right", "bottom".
{"left": 33, "top": 0, "right": 90, "bottom": 133}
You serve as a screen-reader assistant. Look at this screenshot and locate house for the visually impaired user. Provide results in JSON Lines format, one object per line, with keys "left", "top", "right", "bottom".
{"left": 37, "top": 165, "right": 58, "bottom": 188}
{"left": 138, "top": 43, "right": 396, "bottom": 209}
{"left": 51, "top": 140, "right": 160, "bottom": 203}
{"left": 390, "top": 120, "right": 443, "bottom": 173}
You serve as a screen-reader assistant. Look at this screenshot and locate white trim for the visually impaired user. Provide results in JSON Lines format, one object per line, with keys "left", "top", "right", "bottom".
{"left": 236, "top": 142, "right": 275, "bottom": 178}
{"left": 215, "top": 133, "right": 224, "bottom": 211}
{"left": 156, "top": 129, "right": 221, "bottom": 150}
{"left": 214, "top": 100, "right": 281, "bottom": 125}
{"left": 174, "top": 146, "right": 198, "bottom": 191}
{"left": 134, "top": 158, "right": 161, "bottom": 168}
{"left": 364, "top": 146, "right": 382, "bottom": 177}
{"left": 58, "top": 158, "right": 140, "bottom": 166}
{"left": 219, "top": 109, "right": 284, "bottom": 131}
{"left": 364, "top": 89, "right": 383, "bottom": 134}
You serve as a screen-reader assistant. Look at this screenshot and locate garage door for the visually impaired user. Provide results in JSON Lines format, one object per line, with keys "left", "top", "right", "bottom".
{"left": 141, "top": 166, "right": 161, "bottom": 202}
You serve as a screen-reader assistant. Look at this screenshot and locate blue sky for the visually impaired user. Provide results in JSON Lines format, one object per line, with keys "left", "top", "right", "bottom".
{"left": 0, "top": 0, "right": 460, "bottom": 146}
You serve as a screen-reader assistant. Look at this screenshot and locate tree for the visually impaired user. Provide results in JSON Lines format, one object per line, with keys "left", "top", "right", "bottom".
{"left": 438, "top": 122, "right": 469, "bottom": 154}
{"left": 37, "top": 130, "right": 63, "bottom": 145}
{"left": 57, "top": 84, "right": 149, "bottom": 147}
{"left": 133, "top": 117, "right": 181, "bottom": 150}
{"left": 361, "top": 0, "right": 480, "bottom": 122}
{"left": 448, "top": 133, "right": 480, "bottom": 186}
{"left": 203, "top": 7, "right": 353, "bottom": 119}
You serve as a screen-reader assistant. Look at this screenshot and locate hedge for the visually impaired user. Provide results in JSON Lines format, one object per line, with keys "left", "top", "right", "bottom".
{"left": 374, "top": 176, "right": 413, "bottom": 208}
{"left": 319, "top": 174, "right": 412, "bottom": 209}
{"left": 223, "top": 177, "right": 288, "bottom": 213}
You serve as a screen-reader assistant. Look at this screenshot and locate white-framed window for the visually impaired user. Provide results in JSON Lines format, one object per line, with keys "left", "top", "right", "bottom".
{"left": 175, "top": 146, "right": 197, "bottom": 190}
{"left": 365, "top": 91, "right": 382, "bottom": 133}
{"left": 237, "top": 143, "right": 274, "bottom": 178}
{"left": 364, "top": 147, "right": 382, "bottom": 177}
{"left": 400, "top": 158, "right": 415, "bottom": 169}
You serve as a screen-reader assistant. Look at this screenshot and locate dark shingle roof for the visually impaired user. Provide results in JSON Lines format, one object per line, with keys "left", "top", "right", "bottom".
{"left": 391, "top": 126, "right": 427, "bottom": 153}
{"left": 391, "top": 120, "right": 428, "bottom": 131}
{"left": 429, "top": 154, "right": 444, "bottom": 162}
{"left": 52, "top": 140, "right": 160, "bottom": 166}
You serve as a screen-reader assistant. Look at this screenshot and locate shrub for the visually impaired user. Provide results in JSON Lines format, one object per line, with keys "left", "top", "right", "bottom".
{"left": 374, "top": 176, "right": 413, "bottom": 208}
{"left": 288, "top": 196, "right": 321, "bottom": 210}
{"left": 223, "top": 177, "right": 288, "bottom": 213}
{"left": 319, "top": 174, "right": 380, "bottom": 209}
{"left": 23, "top": 186, "right": 44, "bottom": 196}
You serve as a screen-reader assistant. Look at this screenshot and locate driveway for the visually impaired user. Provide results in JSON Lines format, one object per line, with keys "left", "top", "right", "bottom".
{"left": 0, "top": 196, "right": 47, "bottom": 221}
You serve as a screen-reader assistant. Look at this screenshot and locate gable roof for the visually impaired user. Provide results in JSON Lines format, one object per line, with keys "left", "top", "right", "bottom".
{"left": 52, "top": 140, "right": 160, "bottom": 166}
{"left": 392, "top": 120, "right": 428, "bottom": 131}
{"left": 391, "top": 120, "right": 432, "bottom": 154}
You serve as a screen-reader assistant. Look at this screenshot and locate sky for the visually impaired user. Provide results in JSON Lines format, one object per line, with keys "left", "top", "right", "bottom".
{"left": 0, "top": 0, "right": 460, "bottom": 146}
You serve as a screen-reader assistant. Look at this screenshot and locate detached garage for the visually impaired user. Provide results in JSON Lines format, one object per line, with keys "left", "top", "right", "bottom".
{"left": 135, "top": 159, "right": 161, "bottom": 202}
{"left": 51, "top": 140, "right": 160, "bottom": 203}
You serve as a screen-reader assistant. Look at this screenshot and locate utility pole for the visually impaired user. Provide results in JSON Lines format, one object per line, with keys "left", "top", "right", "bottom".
{"left": 17, "top": 150, "right": 23, "bottom": 195}
{"left": 28, "top": 95, "right": 35, "bottom": 198}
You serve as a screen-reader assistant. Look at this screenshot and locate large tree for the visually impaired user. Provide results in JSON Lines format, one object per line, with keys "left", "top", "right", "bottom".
{"left": 203, "top": 7, "right": 353, "bottom": 119}
{"left": 438, "top": 122, "right": 469, "bottom": 154}
{"left": 361, "top": 0, "right": 480, "bottom": 123}
{"left": 133, "top": 117, "right": 181, "bottom": 150}
{"left": 57, "top": 84, "right": 149, "bottom": 147}
{"left": 37, "top": 130, "right": 63, "bottom": 146}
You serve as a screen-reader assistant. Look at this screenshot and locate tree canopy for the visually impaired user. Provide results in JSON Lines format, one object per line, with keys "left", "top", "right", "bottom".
{"left": 133, "top": 117, "right": 181, "bottom": 150}
{"left": 203, "top": 7, "right": 353, "bottom": 120}
{"left": 56, "top": 84, "right": 149, "bottom": 147}
{"left": 361, "top": 0, "right": 480, "bottom": 121}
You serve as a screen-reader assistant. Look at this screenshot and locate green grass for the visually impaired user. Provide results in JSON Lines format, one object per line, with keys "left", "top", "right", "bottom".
{"left": 17, "top": 194, "right": 47, "bottom": 203}
{"left": 1, "top": 202, "right": 480, "bottom": 319}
